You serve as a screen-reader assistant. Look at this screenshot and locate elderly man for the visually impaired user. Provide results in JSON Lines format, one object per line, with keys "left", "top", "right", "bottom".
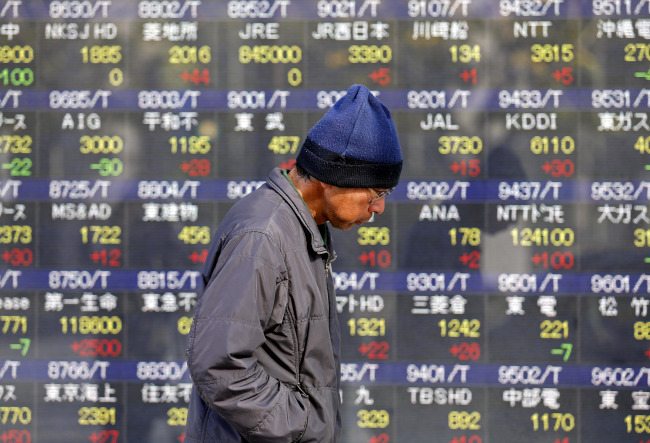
{"left": 185, "top": 84, "right": 402, "bottom": 442}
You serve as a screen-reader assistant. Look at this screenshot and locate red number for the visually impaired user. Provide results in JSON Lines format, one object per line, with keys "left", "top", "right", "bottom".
{"left": 458, "top": 251, "right": 480, "bottom": 269}
{"left": 449, "top": 159, "right": 481, "bottom": 177}
{"left": 89, "top": 249, "right": 121, "bottom": 267}
{"left": 0, "top": 248, "right": 33, "bottom": 266}
{"left": 542, "top": 159, "right": 574, "bottom": 177}
{"left": 449, "top": 437, "right": 482, "bottom": 443}
{"left": 71, "top": 339, "right": 122, "bottom": 357}
{"left": 369, "top": 434, "right": 389, "bottom": 443}
{"left": 531, "top": 252, "right": 574, "bottom": 270}
{"left": 358, "top": 250, "right": 391, "bottom": 268}
{"left": 449, "top": 343, "right": 480, "bottom": 361}
{"left": 358, "top": 341, "right": 389, "bottom": 359}
{"left": 0, "top": 430, "right": 31, "bottom": 443}
{"left": 180, "top": 159, "right": 211, "bottom": 177}
{"left": 89, "top": 430, "right": 119, "bottom": 443}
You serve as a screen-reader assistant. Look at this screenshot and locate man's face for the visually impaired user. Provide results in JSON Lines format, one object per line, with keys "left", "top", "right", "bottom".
{"left": 321, "top": 185, "right": 387, "bottom": 231}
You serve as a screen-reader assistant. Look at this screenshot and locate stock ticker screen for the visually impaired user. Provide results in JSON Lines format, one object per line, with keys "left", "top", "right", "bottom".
{"left": 3, "top": 0, "right": 650, "bottom": 442}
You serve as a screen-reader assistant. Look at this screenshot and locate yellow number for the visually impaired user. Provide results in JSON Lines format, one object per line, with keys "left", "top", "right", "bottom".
{"left": 80, "top": 226, "right": 121, "bottom": 244}
{"left": 0, "top": 407, "right": 31, "bottom": 424}
{"left": 78, "top": 407, "right": 116, "bottom": 425}
{"left": 288, "top": 68, "right": 302, "bottom": 86}
{"left": 358, "top": 227, "right": 390, "bottom": 246}
{"left": 169, "top": 46, "right": 211, "bottom": 64}
{"left": 0, "top": 316, "right": 27, "bottom": 333}
{"left": 357, "top": 410, "right": 389, "bottom": 428}
{"left": 348, "top": 45, "right": 392, "bottom": 63}
{"left": 531, "top": 413, "right": 575, "bottom": 431}
{"left": 439, "top": 319, "right": 481, "bottom": 338}
{"left": 530, "top": 136, "right": 575, "bottom": 154}
{"left": 268, "top": 136, "right": 300, "bottom": 154}
{"left": 531, "top": 44, "right": 574, "bottom": 62}
{"left": 80, "top": 135, "right": 123, "bottom": 154}
{"left": 167, "top": 407, "right": 188, "bottom": 426}
{"left": 170, "top": 136, "right": 211, "bottom": 154}
{"left": 634, "top": 229, "right": 650, "bottom": 247}
{"left": 0, "top": 45, "right": 34, "bottom": 63}
{"left": 109, "top": 67, "right": 123, "bottom": 86}
{"left": 540, "top": 320, "right": 569, "bottom": 339}
{"left": 448, "top": 411, "right": 481, "bottom": 430}
{"left": 438, "top": 136, "right": 482, "bottom": 154}
{"left": 449, "top": 45, "right": 481, "bottom": 63}
{"left": 239, "top": 45, "right": 301, "bottom": 64}
{"left": 625, "top": 43, "right": 650, "bottom": 62}
{"left": 348, "top": 318, "right": 386, "bottom": 337}
{"left": 178, "top": 226, "right": 211, "bottom": 244}
{"left": 512, "top": 228, "right": 574, "bottom": 247}
{"left": 0, "top": 135, "right": 32, "bottom": 153}
{"left": 60, "top": 316, "right": 122, "bottom": 335}
{"left": 0, "top": 226, "right": 32, "bottom": 244}
{"left": 634, "top": 322, "right": 650, "bottom": 340}
{"left": 177, "top": 316, "right": 193, "bottom": 335}
{"left": 448, "top": 227, "right": 481, "bottom": 246}
{"left": 81, "top": 46, "right": 122, "bottom": 64}
{"left": 635, "top": 136, "right": 650, "bottom": 154}
{"left": 626, "top": 415, "right": 650, "bottom": 433}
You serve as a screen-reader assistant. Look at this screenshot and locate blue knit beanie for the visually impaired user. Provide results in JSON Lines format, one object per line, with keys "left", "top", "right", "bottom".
{"left": 296, "top": 84, "right": 402, "bottom": 188}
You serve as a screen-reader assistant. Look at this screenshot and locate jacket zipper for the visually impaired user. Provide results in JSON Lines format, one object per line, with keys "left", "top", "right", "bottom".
{"left": 288, "top": 256, "right": 332, "bottom": 397}
{"left": 325, "top": 260, "right": 332, "bottom": 318}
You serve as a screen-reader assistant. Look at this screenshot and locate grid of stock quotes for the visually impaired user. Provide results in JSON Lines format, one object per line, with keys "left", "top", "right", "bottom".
{"left": 2, "top": 0, "right": 650, "bottom": 442}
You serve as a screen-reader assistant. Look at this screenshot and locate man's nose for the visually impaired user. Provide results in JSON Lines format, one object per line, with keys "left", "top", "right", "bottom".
{"left": 370, "top": 197, "right": 385, "bottom": 215}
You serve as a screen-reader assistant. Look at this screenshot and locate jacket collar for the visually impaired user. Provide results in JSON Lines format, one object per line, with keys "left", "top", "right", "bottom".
{"left": 266, "top": 167, "right": 336, "bottom": 261}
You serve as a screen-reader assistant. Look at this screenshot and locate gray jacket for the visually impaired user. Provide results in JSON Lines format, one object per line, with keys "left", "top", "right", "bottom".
{"left": 185, "top": 168, "right": 342, "bottom": 442}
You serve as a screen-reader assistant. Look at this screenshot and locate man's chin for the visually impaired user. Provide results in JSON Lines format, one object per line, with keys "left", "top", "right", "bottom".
{"left": 331, "top": 218, "right": 367, "bottom": 230}
{"left": 332, "top": 221, "right": 356, "bottom": 231}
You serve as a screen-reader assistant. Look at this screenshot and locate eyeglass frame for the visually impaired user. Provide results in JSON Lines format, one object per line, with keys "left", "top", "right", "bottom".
{"left": 368, "top": 187, "right": 395, "bottom": 205}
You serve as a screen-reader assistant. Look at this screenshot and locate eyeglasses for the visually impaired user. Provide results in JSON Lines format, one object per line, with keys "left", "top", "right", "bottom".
{"left": 368, "top": 187, "right": 395, "bottom": 205}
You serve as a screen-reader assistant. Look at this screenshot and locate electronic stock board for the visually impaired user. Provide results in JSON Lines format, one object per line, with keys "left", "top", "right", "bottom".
{"left": 1, "top": 0, "right": 650, "bottom": 442}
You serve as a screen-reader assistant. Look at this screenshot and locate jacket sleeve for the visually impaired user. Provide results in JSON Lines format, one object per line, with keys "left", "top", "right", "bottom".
{"left": 186, "top": 231, "right": 309, "bottom": 442}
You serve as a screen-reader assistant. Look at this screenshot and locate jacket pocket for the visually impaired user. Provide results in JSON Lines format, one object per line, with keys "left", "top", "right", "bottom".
{"left": 289, "top": 386, "right": 310, "bottom": 443}
{"left": 284, "top": 303, "right": 303, "bottom": 385}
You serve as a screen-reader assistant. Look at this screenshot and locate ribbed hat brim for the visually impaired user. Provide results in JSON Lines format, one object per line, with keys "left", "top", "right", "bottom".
{"left": 297, "top": 138, "right": 402, "bottom": 189}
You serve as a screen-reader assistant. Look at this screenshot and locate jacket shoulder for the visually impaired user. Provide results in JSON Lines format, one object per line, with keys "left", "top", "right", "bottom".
{"left": 222, "top": 185, "right": 305, "bottom": 245}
